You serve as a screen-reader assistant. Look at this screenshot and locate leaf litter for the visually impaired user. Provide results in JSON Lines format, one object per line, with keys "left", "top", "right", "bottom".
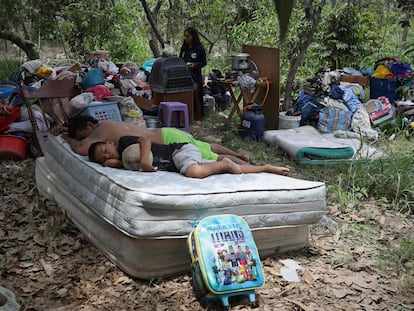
{"left": 0, "top": 159, "right": 413, "bottom": 311}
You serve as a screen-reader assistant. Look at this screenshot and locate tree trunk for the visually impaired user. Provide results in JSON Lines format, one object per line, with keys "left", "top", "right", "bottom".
{"left": 401, "top": 12, "right": 410, "bottom": 48}
{"left": 0, "top": 30, "right": 39, "bottom": 60}
{"left": 282, "top": 0, "right": 326, "bottom": 110}
{"left": 140, "top": 0, "right": 165, "bottom": 56}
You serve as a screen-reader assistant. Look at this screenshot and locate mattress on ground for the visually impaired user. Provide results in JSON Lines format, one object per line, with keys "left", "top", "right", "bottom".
{"left": 38, "top": 135, "right": 326, "bottom": 238}
{"left": 264, "top": 126, "right": 389, "bottom": 165}
{"left": 36, "top": 135, "right": 326, "bottom": 278}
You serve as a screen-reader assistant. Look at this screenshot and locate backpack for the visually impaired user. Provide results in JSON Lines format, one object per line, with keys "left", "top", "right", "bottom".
{"left": 187, "top": 214, "right": 264, "bottom": 308}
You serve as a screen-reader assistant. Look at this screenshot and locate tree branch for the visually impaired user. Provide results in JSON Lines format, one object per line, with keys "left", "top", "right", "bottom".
{"left": 0, "top": 30, "right": 39, "bottom": 60}
{"left": 198, "top": 31, "right": 216, "bottom": 53}
{"left": 140, "top": 0, "right": 165, "bottom": 49}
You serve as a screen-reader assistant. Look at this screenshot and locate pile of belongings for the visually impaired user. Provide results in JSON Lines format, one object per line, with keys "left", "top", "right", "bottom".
{"left": 204, "top": 69, "right": 231, "bottom": 111}
{"left": 287, "top": 68, "right": 378, "bottom": 139}
{"left": 372, "top": 56, "right": 412, "bottom": 80}
{"left": 395, "top": 100, "right": 414, "bottom": 124}
{"left": 371, "top": 57, "right": 413, "bottom": 124}
{"left": 0, "top": 52, "right": 156, "bottom": 159}
{"left": 363, "top": 97, "right": 394, "bottom": 127}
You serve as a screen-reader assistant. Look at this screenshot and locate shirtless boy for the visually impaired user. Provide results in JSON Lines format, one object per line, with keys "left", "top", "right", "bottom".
{"left": 64, "top": 116, "right": 250, "bottom": 164}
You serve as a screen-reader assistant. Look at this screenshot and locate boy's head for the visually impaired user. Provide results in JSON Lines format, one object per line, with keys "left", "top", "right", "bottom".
{"left": 88, "top": 141, "right": 119, "bottom": 164}
{"left": 68, "top": 116, "right": 99, "bottom": 140}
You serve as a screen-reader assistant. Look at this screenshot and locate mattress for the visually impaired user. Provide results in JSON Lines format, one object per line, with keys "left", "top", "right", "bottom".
{"left": 36, "top": 135, "right": 326, "bottom": 279}
{"left": 264, "top": 126, "right": 389, "bottom": 165}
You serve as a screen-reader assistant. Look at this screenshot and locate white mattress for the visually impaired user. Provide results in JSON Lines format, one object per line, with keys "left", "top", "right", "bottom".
{"left": 36, "top": 135, "right": 326, "bottom": 278}
{"left": 38, "top": 135, "right": 326, "bottom": 238}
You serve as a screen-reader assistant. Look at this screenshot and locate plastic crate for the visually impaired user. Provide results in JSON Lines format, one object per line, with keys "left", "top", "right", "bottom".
{"left": 370, "top": 77, "right": 399, "bottom": 102}
{"left": 79, "top": 101, "right": 122, "bottom": 122}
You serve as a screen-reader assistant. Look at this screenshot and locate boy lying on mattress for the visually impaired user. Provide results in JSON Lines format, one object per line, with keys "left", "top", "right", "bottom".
{"left": 88, "top": 136, "right": 290, "bottom": 179}
{"left": 64, "top": 116, "right": 250, "bottom": 164}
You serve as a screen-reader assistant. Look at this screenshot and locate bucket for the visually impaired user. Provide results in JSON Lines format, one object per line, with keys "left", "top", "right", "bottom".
{"left": 144, "top": 115, "right": 161, "bottom": 128}
{"left": 0, "top": 135, "right": 30, "bottom": 160}
{"left": 279, "top": 111, "right": 300, "bottom": 129}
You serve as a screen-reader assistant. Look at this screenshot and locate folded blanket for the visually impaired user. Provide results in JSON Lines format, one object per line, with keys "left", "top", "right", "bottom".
{"left": 264, "top": 126, "right": 388, "bottom": 165}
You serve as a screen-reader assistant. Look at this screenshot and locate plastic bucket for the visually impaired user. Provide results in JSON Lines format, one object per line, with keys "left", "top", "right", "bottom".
{"left": 144, "top": 115, "right": 161, "bottom": 128}
{"left": 279, "top": 111, "right": 300, "bottom": 129}
{"left": 0, "top": 135, "right": 29, "bottom": 160}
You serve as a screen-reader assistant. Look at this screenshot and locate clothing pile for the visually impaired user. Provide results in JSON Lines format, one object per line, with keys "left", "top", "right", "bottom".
{"left": 290, "top": 58, "right": 414, "bottom": 138}
{"left": 289, "top": 68, "right": 376, "bottom": 138}
{"left": 372, "top": 57, "right": 412, "bottom": 80}
{"left": 0, "top": 53, "right": 156, "bottom": 159}
{"left": 204, "top": 69, "right": 231, "bottom": 111}
{"left": 370, "top": 57, "right": 412, "bottom": 102}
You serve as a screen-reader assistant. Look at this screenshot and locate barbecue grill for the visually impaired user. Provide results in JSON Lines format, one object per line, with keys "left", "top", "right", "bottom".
{"left": 150, "top": 56, "right": 194, "bottom": 94}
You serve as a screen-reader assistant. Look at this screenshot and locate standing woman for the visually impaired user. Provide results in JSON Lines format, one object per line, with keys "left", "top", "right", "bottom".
{"left": 180, "top": 27, "right": 207, "bottom": 121}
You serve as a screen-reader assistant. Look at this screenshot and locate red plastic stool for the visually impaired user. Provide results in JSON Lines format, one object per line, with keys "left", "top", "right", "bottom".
{"left": 159, "top": 102, "right": 190, "bottom": 133}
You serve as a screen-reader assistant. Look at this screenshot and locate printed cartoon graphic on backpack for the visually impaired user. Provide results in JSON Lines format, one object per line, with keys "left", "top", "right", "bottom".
{"left": 198, "top": 220, "right": 263, "bottom": 292}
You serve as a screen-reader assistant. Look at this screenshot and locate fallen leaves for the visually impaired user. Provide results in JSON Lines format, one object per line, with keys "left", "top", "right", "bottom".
{"left": 0, "top": 159, "right": 413, "bottom": 310}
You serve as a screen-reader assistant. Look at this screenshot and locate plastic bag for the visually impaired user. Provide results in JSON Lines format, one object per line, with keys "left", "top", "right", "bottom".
{"left": 35, "top": 65, "right": 53, "bottom": 78}
{"left": 372, "top": 64, "right": 393, "bottom": 78}
{"left": 118, "top": 96, "right": 146, "bottom": 128}
{"left": 66, "top": 93, "right": 94, "bottom": 118}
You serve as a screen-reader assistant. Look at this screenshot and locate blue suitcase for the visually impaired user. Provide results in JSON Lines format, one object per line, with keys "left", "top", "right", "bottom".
{"left": 187, "top": 214, "right": 264, "bottom": 308}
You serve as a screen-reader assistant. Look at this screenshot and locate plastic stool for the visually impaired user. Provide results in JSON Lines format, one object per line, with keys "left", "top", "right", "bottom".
{"left": 159, "top": 101, "right": 190, "bottom": 133}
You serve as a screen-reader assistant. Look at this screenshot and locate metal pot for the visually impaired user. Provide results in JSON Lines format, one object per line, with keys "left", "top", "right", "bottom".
{"left": 231, "top": 53, "right": 250, "bottom": 71}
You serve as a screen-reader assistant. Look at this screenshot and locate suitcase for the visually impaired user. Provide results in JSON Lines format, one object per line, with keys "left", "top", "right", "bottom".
{"left": 187, "top": 214, "right": 264, "bottom": 308}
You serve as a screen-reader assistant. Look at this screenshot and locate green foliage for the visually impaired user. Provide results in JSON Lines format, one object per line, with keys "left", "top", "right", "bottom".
{"left": 328, "top": 134, "right": 414, "bottom": 214}
{"left": 403, "top": 39, "right": 414, "bottom": 57}
{"left": 58, "top": 1, "right": 152, "bottom": 62}
{"left": 0, "top": 58, "right": 22, "bottom": 80}
{"left": 316, "top": 4, "right": 376, "bottom": 69}
{"left": 377, "top": 238, "right": 414, "bottom": 274}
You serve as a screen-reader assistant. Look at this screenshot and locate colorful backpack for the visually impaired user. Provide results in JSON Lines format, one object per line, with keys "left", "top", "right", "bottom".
{"left": 188, "top": 214, "right": 264, "bottom": 308}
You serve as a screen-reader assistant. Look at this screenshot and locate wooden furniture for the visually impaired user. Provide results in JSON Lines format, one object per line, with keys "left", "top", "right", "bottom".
{"left": 242, "top": 45, "right": 280, "bottom": 129}
{"left": 341, "top": 74, "right": 369, "bottom": 87}
{"left": 21, "top": 78, "right": 80, "bottom": 155}
{"left": 219, "top": 79, "right": 272, "bottom": 122}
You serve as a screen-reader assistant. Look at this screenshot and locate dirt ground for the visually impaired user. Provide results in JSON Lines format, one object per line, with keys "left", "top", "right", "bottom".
{"left": 1, "top": 154, "right": 413, "bottom": 311}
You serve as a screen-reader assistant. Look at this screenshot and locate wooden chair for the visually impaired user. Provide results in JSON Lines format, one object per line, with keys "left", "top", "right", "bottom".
{"left": 20, "top": 79, "right": 80, "bottom": 155}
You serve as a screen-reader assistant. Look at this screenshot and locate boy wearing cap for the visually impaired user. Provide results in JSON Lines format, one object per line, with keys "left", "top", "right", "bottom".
{"left": 88, "top": 136, "right": 289, "bottom": 179}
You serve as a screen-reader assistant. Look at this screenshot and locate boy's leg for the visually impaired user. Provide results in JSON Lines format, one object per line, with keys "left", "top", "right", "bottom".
{"left": 238, "top": 164, "right": 290, "bottom": 176}
{"left": 173, "top": 144, "right": 242, "bottom": 178}
{"left": 185, "top": 158, "right": 242, "bottom": 179}
{"left": 217, "top": 154, "right": 248, "bottom": 165}
{"left": 211, "top": 143, "right": 250, "bottom": 162}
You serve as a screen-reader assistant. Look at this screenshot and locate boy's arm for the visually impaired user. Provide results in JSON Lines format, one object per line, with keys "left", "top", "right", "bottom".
{"left": 103, "top": 159, "right": 123, "bottom": 168}
{"left": 137, "top": 137, "right": 157, "bottom": 172}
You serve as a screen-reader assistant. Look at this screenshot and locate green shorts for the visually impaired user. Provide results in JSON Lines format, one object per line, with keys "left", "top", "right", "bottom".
{"left": 161, "top": 127, "right": 218, "bottom": 161}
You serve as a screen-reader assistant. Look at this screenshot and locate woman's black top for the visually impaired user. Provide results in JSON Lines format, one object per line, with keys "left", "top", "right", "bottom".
{"left": 180, "top": 44, "right": 207, "bottom": 84}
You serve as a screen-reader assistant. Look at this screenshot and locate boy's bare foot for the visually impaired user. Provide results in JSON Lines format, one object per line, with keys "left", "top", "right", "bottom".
{"left": 222, "top": 158, "right": 242, "bottom": 174}
{"left": 265, "top": 164, "right": 290, "bottom": 176}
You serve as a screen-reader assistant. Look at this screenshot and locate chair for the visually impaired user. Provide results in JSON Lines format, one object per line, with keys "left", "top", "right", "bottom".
{"left": 158, "top": 101, "right": 190, "bottom": 133}
{"left": 20, "top": 78, "right": 80, "bottom": 155}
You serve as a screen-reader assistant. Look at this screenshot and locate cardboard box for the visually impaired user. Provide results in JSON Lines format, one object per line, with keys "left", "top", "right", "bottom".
{"left": 89, "top": 50, "right": 109, "bottom": 60}
{"left": 341, "top": 74, "right": 369, "bottom": 87}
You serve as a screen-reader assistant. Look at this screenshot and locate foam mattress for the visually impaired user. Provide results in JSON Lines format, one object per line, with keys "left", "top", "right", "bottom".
{"left": 36, "top": 135, "right": 326, "bottom": 279}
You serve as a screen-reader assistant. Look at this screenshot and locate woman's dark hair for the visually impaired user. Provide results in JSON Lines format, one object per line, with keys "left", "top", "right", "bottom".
{"left": 67, "top": 116, "right": 98, "bottom": 138}
{"left": 182, "top": 27, "right": 201, "bottom": 49}
{"left": 88, "top": 141, "right": 106, "bottom": 163}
